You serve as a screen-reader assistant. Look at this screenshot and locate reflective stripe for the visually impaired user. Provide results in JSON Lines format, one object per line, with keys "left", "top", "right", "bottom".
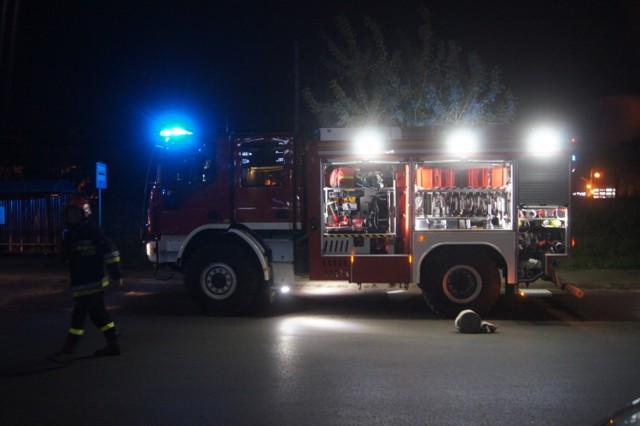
{"left": 72, "top": 278, "right": 108, "bottom": 292}
{"left": 104, "top": 250, "right": 121, "bottom": 264}
{"left": 69, "top": 328, "right": 85, "bottom": 336}
{"left": 72, "top": 279, "right": 109, "bottom": 297}
{"left": 100, "top": 322, "right": 116, "bottom": 332}
{"left": 73, "top": 240, "right": 97, "bottom": 256}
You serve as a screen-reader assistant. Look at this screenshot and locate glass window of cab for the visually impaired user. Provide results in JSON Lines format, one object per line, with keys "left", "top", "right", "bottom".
{"left": 240, "top": 140, "right": 285, "bottom": 187}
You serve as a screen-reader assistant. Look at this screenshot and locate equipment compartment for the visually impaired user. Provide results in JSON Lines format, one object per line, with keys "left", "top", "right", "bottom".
{"left": 322, "top": 163, "right": 403, "bottom": 255}
{"left": 414, "top": 162, "right": 513, "bottom": 230}
{"left": 416, "top": 168, "right": 455, "bottom": 189}
{"left": 467, "top": 167, "right": 509, "bottom": 188}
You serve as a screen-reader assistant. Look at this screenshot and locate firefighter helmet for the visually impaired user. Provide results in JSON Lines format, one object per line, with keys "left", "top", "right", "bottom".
{"left": 65, "top": 196, "right": 92, "bottom": 224}
{"left": 454, "top": 309, "right": 497, "bottom": 333}
{"left": 455, "top": 309, "right": 482, "bottom": 333}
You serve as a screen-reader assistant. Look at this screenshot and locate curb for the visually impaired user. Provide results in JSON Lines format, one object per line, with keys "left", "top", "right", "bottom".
{"left": 556, "top": 270, "right": 640, "bottom": 290}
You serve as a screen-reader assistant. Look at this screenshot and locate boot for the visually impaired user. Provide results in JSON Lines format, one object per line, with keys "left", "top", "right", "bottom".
{"left": 48, "top": 335, "right": 79, "bottom": 364}
{"left": 94, "top": 329, "right": 121, "bottom": 357}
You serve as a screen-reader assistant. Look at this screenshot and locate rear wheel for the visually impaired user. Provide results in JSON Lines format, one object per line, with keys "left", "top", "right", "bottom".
{"left": 422, "top": 249, "right": 500, "bottom": 318}
{"left": 184, "top": 243, "right": 263, "bottom": 315}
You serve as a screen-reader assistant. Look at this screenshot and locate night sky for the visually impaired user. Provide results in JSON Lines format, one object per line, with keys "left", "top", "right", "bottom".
{"left": 3, "top": 0, "right": 640, "bottom": 180}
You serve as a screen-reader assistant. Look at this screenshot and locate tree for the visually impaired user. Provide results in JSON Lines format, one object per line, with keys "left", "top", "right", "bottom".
{"left": 420, "top": 40, "right": 516, "bottom": 125}
{"left": 303, "top": 6, "right": 516, "bottom": 128}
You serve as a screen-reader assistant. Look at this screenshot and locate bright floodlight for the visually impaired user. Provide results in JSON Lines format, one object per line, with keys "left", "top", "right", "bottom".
{"left": 527, "top": 127, "right": 562, "bottom": 154}
{"left": 353, "top": 128, "right": 384, "bottom": 154}
{"left": 446, "top": 129, "right": 478, "bottom": 154}
{"left": 160, "top": 127, "right": 193, "bottom": 141}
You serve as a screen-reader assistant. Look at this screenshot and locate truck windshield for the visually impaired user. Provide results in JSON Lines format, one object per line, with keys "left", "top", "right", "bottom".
{"left": 160, "top": 150, "right": 215, "bottom": 187}
{"left": 153, "top": 147, "right": 216, "bottom": 210}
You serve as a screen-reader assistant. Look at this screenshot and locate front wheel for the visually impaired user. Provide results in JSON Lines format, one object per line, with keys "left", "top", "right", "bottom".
{"left": 421, "top": 249, "right": 500, "bottom": 318}
{"left": 184, "top": 243, "right": 263, "bottom": 315}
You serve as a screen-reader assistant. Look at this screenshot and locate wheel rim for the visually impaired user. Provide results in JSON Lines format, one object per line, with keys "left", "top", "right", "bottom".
{"left": 201, "top": 262, "right": 237, "bottom": 300}
{"left": 442, "top": 265, "right": 482, "bottom": 304}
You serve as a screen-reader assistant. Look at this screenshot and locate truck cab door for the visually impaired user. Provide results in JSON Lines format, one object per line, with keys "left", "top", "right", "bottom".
{"left": 234, "top": 136, "right": 295, "bottom": 226}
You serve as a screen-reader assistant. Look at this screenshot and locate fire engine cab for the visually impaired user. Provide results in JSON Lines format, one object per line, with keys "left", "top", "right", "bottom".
{"left": 144, "top": 125, "right": 578, "bottom": 317}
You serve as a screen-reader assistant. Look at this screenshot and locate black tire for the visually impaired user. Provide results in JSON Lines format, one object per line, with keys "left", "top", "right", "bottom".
{"left": 421, "top": 249, "right": 500, "bottom": 318}
{"left": 184, "top": 243, "right": 263, "bottom": 315}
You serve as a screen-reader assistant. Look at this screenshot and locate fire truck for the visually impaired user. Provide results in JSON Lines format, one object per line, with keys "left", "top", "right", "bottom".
{"left": 143, "top": 125, "right": 579, "bottom": 317}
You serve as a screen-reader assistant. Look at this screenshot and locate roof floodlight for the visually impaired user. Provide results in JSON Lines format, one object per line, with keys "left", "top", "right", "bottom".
{"left": 353, "top": 128, "right": 384, "bottom": 155}
{"left": 446, "top": 129, "right": 479, "bottom": 154}
{"left": 527, "top": 127, "right": 562, "bottom": 154}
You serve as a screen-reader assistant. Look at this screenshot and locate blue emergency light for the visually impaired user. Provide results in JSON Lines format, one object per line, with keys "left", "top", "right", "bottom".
{"left": 159, "top": 127, "right": 193, "bottom": 141}
{"left": 156, "top": 125, "right": 195, "bottom": 150}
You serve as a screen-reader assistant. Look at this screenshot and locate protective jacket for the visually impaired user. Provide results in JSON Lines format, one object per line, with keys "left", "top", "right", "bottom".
{"left": 63, "top": 220, "right": 122, "bottom": 298}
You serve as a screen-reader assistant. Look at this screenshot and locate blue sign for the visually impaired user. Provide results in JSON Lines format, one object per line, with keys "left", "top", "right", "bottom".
{"left": 96, "top": 162, "right": 107, "bottom": 189}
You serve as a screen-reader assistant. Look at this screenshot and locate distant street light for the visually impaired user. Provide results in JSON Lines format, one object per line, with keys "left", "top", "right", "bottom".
{"left": 580, "top": 168, "right": 602, "bottom": 197}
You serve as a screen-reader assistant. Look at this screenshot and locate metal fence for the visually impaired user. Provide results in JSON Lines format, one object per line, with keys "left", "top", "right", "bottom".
{"left": 0, "top": 195, "right": 74, "bottom": 254}
{"left": 0, "top": 181, "right": 76, "bottom": 254}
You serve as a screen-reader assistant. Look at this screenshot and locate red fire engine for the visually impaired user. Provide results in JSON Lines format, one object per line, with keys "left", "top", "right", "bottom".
{"left": 143, "top": 125, "right": 579, "bottom": 317}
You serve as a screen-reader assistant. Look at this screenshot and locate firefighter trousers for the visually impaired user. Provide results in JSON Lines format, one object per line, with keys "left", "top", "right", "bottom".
{"left": 68, "top": 291, "right": 116, "bottom": 338}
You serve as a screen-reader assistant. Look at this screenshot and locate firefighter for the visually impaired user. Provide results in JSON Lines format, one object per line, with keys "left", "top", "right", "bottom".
{"left": 48, "top": 197, "right": 124, "bottom": 364}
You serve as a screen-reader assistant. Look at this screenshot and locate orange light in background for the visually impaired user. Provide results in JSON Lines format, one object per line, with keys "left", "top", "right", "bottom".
{"left": 582, "top": 168, "right": 605, "bottom": 197}
{"left": 571, "top": 237, "right": 576, "bottom": 249}
{"left": 417, "top": 234, "right": 426, "bottom": 242}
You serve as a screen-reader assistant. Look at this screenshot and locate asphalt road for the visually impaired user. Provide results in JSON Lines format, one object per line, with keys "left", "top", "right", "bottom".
{"left": 1, "top": 274, "right": 639, "bottom": 426}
